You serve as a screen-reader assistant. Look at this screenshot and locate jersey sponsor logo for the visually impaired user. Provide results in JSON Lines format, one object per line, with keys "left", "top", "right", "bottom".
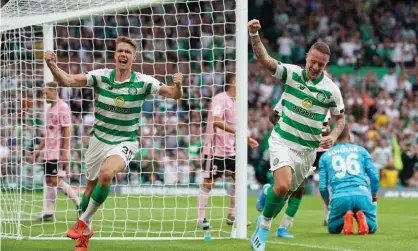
{"left": 102, "top": 103, "right": 131, "bottom": 114}
{"left": 128, "top": 86, "right": 137, "bottom": 95}
{"left": 298, "top": 86, "right": 305, "bottom": 90}
{"left": 316, "top": 92, "right": 326, "bottom": 103}
{"left": 292, "top": 105, "right": 316, "bottom": 119}
{"left": 301, "top": 98, "right": 313, "bottom": 109}
{"left": 114, "top": 96, "right": 125, "bottom": 107}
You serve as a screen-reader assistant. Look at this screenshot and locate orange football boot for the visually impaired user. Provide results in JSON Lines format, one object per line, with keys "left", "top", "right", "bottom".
{"left": 343, "top": 211, "right": 354, "bottom": 235}
{"left": 74, "top": 229, "right": 94, "bottom": 251}
{"left": 67, "top": 220, "right": 89, "bottom": 239}
{"left": 356, "top": 211, "right": 369, "bottom": 235}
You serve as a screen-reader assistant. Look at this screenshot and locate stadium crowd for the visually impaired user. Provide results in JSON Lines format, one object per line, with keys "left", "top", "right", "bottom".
{"left": 1, "top": 0, "right": 418, "bottom": 190}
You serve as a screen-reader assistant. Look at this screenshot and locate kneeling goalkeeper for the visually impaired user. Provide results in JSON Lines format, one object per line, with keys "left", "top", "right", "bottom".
{"left": 319, "top": 125, "right": 379, "bottom": 235}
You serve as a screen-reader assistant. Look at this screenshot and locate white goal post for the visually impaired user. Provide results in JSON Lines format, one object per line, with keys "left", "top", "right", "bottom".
{"left": 0, "top": 0, "right": 248, "bottom": 240}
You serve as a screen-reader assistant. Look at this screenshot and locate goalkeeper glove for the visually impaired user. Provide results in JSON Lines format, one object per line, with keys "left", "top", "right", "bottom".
{"left": 372, "top": 197, "right": 377, "bottom": 205}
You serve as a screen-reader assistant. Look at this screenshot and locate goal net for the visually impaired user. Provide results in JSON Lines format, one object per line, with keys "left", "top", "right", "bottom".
{"left": 0, "top": 0, "right": 246, "bottom": 240}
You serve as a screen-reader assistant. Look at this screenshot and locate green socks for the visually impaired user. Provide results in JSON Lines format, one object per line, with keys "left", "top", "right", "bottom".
{"left": 262, "top": 186, "right": 286, "bottom": 219}
{"left": 91, "top": 183, "right": 111, "bottom": 204}
{"left": 285, "top": 196, "right": 302, "bottom": 217}
{"left": 80, "top": 193, "right": 90, "bottom": 212}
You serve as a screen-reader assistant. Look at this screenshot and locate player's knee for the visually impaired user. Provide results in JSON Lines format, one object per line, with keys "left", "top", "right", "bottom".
{"left": 328, "top": 228, "right": 341, "bottom": 234}
{"left": 45, "top": 176, "right": 58, "bottom": 186}
{"left": 202, "top": 178, "right": 214, "bottom": 191}
{"left": 327, "top": 225, "right": 342, "bottom": 234}
{"left": 368, "top": 222, "right": 378, "bottom": 234}
{"left": 99, "top": 168, "right": 115, "bottom": 184}
{"left": 272, "top": 183, "right": 289, "bottom": 196}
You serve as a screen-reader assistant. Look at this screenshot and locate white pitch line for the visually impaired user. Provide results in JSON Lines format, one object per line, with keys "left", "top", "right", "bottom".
{"left": 270, "top": 240, "right": 363, "bottom": 251}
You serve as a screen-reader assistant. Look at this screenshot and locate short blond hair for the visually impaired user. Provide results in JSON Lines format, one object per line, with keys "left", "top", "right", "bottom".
{"left": 115, "top": 36, "right": 138, "bottom": 51}
{"left": 45, "top": 81, "right": 58, "bottom": 88}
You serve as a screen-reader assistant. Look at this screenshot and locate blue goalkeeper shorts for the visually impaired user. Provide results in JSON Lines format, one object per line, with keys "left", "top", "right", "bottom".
{"left": 328, "top": 195, "right": 377, "bottom": 234}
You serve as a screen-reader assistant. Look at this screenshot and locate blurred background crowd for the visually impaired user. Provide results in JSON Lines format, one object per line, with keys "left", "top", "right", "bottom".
{"left": 1, "top": 0, "right": 418, "bottom": 190}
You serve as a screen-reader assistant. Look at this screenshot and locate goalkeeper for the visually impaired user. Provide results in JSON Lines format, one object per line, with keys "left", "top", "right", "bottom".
{"left": 319, "top": 125, "right": 379, "bottom": 235}
{"left": 44, "top": 36, "right": 183, "bottom": 251}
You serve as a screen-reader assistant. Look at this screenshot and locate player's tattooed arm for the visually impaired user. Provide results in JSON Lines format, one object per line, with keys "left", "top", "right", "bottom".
{"left": 250, "top": 36, "right": 278, "bottom": 73}
{"left": 248, "top": 19, "right": 278, "bottom": 74}
{"left": 329, "top": 114, "right": 345, "bottom": 140}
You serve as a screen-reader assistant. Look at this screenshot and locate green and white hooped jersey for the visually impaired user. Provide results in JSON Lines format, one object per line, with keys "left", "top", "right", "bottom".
{"left": 274, "top": 97, "right": 332, "bottom": 122}
{"left": 86, "top": 68, "right": 163, "bottom": 145}
{"left": 271, "top": 63, "right": 344, "bottom": 151}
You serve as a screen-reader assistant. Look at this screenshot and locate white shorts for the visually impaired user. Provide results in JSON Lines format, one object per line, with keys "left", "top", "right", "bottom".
{"left": 84, "top": 136, "right": 138, "bottom": 180}
{"left": 268, "top": 139, "right": 316, "bottom": 192}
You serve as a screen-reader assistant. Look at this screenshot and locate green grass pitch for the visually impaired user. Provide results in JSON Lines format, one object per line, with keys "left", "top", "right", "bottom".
{"left": 2, "top": 194, "right": 418, "bottom": 251}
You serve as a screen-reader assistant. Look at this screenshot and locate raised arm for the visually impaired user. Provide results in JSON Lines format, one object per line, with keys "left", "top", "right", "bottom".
{"left": 44, "top": 51, "right": 88, "bottom": 87}
{"left": 248, "top": 19, "right": 278, "bottom": 74}
{"left": 159, "top": 73, "right": 183, "bottom": 99}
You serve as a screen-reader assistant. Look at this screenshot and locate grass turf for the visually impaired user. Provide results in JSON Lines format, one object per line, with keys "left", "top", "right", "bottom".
{"left": 1, "top": 193, "right": 418, "bottom": 251}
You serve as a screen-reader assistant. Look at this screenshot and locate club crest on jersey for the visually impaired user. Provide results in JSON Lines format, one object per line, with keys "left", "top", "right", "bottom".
{"left": 273, "top": 158, "right": 280, "bottom": 166}
{"left": 114, "top": 96, "right": 125, "bottom": 107}
{"left": 128, "top": 86, "right": 137, "bottom": 95}
{"left": 316, "top": 92, "right": 326, "bottom": 103}
{"left": 301, "top": 98, "right": 313, "bottom": 109}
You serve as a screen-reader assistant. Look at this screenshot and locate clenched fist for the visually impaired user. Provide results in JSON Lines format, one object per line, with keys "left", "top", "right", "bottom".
{"left": 247, "top": 137, "right": 259, "bottom": 149}
{"left": 320, "top": 135, "right": 336, "bottom": 149}
{"left": 44, "top": 50, "right": 57, "bottom": 65}
{"left": 248, "top": 19, "right": 261, "bottom": 34}
{"left": 173, "top": 73, "right": 183, "bottom": 85}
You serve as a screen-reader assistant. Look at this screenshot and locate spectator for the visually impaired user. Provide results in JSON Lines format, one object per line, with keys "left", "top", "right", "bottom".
{"left": 406, "top": 169, "right": 418, "bottom": 187}
{"left": 276, "top": 31, "right": 294, "bottom": 63}
{"left": 380, "top": 67, "right": 398, "bottom": 94}
{"left": 372, "top": 139, "right": 392, "bottom": 171}
{"left": 380, "top": 160, "right": 399, "bottom": 188}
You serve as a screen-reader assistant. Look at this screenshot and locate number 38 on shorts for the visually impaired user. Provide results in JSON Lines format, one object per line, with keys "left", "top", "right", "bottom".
{"left": 84, "top": 136, "right": 138, "bottom": 180}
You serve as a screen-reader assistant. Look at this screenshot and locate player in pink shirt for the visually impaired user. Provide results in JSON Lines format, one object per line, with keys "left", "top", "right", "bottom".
{"left": 34, "top": 81, "right": 80, "bottom": 221}
{"left": 197, "top": 73, "right": 259, "bottom": 227}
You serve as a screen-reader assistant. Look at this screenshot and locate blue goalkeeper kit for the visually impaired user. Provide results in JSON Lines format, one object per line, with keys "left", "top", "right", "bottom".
{"left": 318, "top": 142, "right": 380, "bottom": 234}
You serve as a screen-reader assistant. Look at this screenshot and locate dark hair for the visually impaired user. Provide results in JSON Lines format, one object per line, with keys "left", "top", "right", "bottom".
{"left": 310, "top": 42, "right": 331, "bottom": 56}
{"left": 225, "top": 73, "right": 235, "bottom": 84}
